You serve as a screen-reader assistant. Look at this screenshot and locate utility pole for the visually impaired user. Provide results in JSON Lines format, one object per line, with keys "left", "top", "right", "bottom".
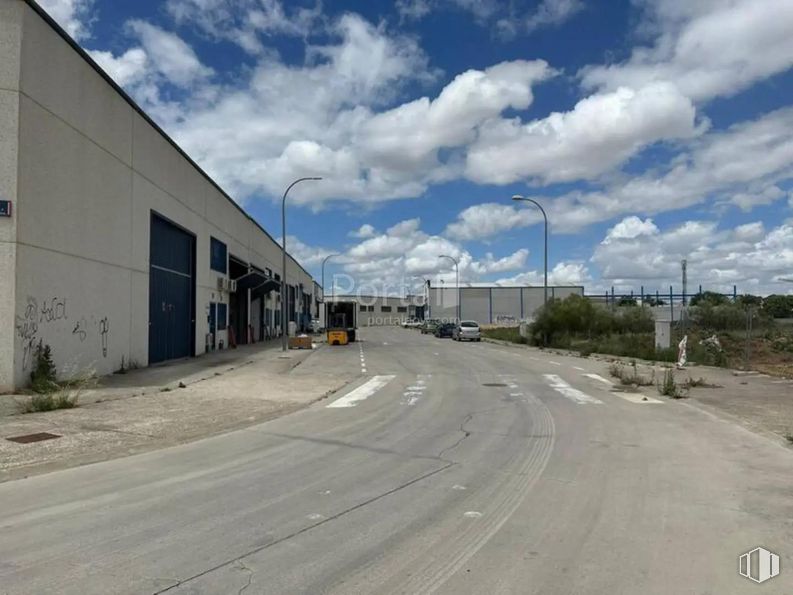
{"left": 281, "top": 177, "right": 322, "bottom": 351}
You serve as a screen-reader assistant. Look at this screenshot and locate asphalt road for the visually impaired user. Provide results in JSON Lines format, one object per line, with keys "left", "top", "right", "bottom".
{"left": 1, "top": 327, "right": 792, "bottom": 594}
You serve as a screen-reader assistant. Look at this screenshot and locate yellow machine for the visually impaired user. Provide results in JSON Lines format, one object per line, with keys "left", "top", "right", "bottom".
{"left": 327, "top": 330, "right": 349, "bottom": 346}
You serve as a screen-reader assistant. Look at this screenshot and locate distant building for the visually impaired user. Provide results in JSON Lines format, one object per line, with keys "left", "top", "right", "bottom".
{"left": 428, "top": 285, "right": 584, "bottom": 324}
{"left": 331, "top": 295, "right": 425, "bottom": 326}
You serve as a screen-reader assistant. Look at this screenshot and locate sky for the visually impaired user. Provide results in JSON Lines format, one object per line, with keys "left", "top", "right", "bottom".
{"left": 38, "top": 0, "right": 793, "bottom": 297}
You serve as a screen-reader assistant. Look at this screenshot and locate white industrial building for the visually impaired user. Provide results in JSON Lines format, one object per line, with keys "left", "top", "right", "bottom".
{"left": 0, "top": 0, "right": 319, "bottom": 391}
{"left": 428, "top": 285, "right": 584, "bottom": 324}
{"left": 330, "top": 295, "right": 425, "bottom": 326}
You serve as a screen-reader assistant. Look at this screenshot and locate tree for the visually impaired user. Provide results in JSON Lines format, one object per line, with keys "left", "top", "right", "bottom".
{"left": 618, "top": 296, "right": 637, "bottom": 307}
{"left": 763, "top": 294, "right": 793, "bottom": 318}
{"left": 689, "top": 291, "right": 728, "bottom": 307}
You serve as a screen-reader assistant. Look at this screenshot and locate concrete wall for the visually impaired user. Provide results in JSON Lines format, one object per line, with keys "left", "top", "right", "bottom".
{"left": 0, "top": 0, "right": 22, "bottom": 391}
{"left": 5, "top": 1, "right": 315, "bottom": 388}
{"left": 428, "top": 286, "right": 585, "bottom": 325}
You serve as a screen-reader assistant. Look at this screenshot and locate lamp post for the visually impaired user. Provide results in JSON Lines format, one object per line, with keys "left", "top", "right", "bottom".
{"left": 438, "top": 255, "right": 459, "bottom": 322}
{"left": 281, "top": 177, "right": 322, "bottom": 352}
{"left": 321, "top": 253, "right": 341, "bottom": 302}
{"left": 511, "top": 195, "right": 548, "bottom": 307}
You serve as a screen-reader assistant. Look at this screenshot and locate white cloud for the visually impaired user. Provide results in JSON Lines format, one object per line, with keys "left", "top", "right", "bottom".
{"left": 526, "top": 0, "right": 584, "bottom": 32}
{"left": 535, "top": 106, "right": 793, "bottom": 232}
{"left": 127, "top": 20, "right": 214, "bottom": 87}
{"left": 444, "top": 203, "right": 541, "bottom": 241}
{"left": 602, "top": 216, "right": 659, "bottom": 243}
{"left": 166, "top": 0, "right": 322, "bottom": 54}
{"left": 88, "top": 48, "right": 148, "bottom": 87}
{"left": 349, "top": 224, "right": 376, "bottom": 239}
{"left": 496, "top": 262, "right": 592, "bottom": 286}
{"left": 591, "top": 217, "right": 793, "bottom": 294}
{"left": 581, "top": 0, "right": 793, "bottom": 103}
{"left": 396, "top": 0, "right": 432, "bottom": 21}
{"left": 38, "top": 0, "right": 93, "bottom": 39}
{"left": 727, "top": 185, "right": 786, "bottom": 212}
{"left": 465, "top": 81, "right": 698, "bottom": 185}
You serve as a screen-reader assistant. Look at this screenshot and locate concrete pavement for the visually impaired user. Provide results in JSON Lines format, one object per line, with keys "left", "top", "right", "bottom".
{"left": 0, "top": 327, "right": 791, "bottom": 594}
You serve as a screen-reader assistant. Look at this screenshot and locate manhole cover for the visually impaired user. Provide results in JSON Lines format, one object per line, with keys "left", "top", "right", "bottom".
{"left": 482, "top": 383, "right": 508, "bottom": 387}
{"left": 6, "top": 432, "right": 62, "bottom": 444}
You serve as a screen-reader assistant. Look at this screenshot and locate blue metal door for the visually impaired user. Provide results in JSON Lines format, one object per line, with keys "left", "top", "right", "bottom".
{"left": 149, "top": 214, "right": 195, "bottom": 364}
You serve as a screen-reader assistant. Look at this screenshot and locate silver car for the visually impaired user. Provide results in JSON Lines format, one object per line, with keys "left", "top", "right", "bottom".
{"left": 453, "top": 320, "right": 481, "bottom": 342}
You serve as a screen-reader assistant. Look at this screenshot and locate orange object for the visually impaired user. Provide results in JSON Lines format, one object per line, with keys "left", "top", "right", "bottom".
{"left": 327, "top": 330, "right": 348, "bottom": 346}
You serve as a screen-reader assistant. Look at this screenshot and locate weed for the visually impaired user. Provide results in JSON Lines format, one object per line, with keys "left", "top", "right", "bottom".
{"left": 658, "top": 368, "right": 687, "bottom": 398}
{"left": 18, "top": 365, "right": 96, "bottom": 414}
{"left": 683, "top": 376, "right": 721, "bottom": 389}
{"left": 30, "top": 341, "right": 58, "bottom": 394}
{"left": 609, "top": 362, "right": 654, "bottom": 386}
{"left": 18, "top": 392, "right": 78, "bottom": 413}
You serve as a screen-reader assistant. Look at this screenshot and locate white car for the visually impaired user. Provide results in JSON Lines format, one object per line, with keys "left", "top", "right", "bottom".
{"left": 453, "top": 320, "right": 481, "bottom": 341}
{"left": 401, "top": 318, "right": 423, "bottom": 328}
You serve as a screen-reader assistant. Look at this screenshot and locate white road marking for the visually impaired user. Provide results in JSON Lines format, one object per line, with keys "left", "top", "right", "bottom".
{"left": 573, "top": 366, "right": 585, "bottom": 371}
{"left": 307, "top": 513, "right": 324, "bottom": 521}
{"left": 584, "top": 373, "right": 613, "bottom": 386}
{"left": 452, "top": 485, "right": 467, "bottom": 490}
{"left": 406, "top": 385, "right": 426, "bottom": 391}
{"left": 543, "top": 374, "right": 603, "bottom": 405}
{"left": 548, "top": 361, "right": 562, "bottom": 366}
{"left": 403, "top": 396, "right": 420, "bottom": 406}
{"left": 510, "top": 392, "right": 524, "bottom": 397}
{"left": 327, "top": 375, "right": 395, "bottom": 408}
{"left": 463, "top": 511, "right": 482, "bottom": 518}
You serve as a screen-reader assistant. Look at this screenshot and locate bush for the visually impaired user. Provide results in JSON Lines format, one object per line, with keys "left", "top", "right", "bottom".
{"left": 529, "top": 295, "right": 653, "bottom": 346}
{"left": 30, "top": 341, "right": 58, "bottom": 394}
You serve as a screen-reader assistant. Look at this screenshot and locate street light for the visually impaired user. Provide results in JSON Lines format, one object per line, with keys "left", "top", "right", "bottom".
{"left": 281, "top": 177, "right": 322, "bottom": 352}
{"left": 512, "top": 195, "right": 548, "bottom": 307}
{"left": 438, "top": 254, "right": 460, "bottom": 322}
{"left": 321, "top": 253, "right": 341, "bottom": 302}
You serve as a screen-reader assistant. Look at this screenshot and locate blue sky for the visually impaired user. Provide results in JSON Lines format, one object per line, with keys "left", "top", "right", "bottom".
{"left": 40, "top": 0, "right": 793, "bottom": 295}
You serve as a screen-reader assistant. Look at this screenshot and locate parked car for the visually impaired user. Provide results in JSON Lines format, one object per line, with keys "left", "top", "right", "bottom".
{"left": 434, "top": 322, "right": 455, "bottom": 338}
{"left": 453, "top": 320, "right": 481, "bottom": 342}
{"left": 401, "top": 318, "right": 423, "bottom": 329}
{"left": 421, "top": 319, "right": 440, "bottom": 334}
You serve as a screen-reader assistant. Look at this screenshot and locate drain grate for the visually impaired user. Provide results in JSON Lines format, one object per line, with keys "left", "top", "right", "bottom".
{"left": 6, "top": 432, "right": 61, "bottom": 444}
{"left": 482, "top": 383, "right": 508, "bottom": 387}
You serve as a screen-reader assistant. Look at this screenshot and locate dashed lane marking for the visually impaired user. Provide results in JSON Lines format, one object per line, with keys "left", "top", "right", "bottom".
{"left": 547, "top": 361, "right": 562, "bottom": 366}
{"left": 543, "top": 374, "right": 603, "bottom": 405}
{"left": 327, "top": 375, "right": 396, "bottom": 408}
{"left": 584, "top": 373, "right": 613, "bottom": 385}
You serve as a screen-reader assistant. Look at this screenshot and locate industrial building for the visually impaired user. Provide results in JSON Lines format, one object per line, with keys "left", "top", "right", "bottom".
{"left": 0, "top": 0, "right": 319, "bottom": 391}
{"left": 428, "top": 285, "right": 584, "bottom": 324}
{"left": 331, "top": 295, "right": 426, "bottom": 326}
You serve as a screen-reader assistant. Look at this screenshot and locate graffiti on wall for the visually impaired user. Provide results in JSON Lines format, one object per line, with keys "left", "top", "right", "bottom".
{"left": 14, "top": 295, "right": 111, "bottom": 370}
{"left": 99, "top": 317, "right": 109, "bottom": 357}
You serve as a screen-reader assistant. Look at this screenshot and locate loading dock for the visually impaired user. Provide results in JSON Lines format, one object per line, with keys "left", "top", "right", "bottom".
{"left": 148, "top": 213, "right": 196, "bottom": 364}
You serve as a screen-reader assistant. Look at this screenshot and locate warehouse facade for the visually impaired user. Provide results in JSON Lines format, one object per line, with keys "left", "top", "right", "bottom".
{"left": 0, "top": 0, "right": 318, "bottom": 391}
{"left": 332, "top": 295, "right": 425, "bottom": 326}
{"left": 428, "top": 285, "right": 584, "bottom": 324}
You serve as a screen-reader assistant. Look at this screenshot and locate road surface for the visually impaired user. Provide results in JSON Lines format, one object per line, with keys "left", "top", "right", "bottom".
{"left": 1, "top": 327, "right": 792, "bottom": 594}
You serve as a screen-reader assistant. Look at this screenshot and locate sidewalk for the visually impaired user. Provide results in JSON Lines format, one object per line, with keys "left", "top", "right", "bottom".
{"left": 0, "top": 338, "right": 355, "bottom": 482}
{"left": 483, "top": 337, "right": 793, "bottom": 445}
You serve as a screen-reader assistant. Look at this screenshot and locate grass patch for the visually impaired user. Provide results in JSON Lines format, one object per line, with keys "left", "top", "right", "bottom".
{"left": 482, "top": 327, "right": 528, "bottom": 344}
{"left": 683, "top": 376, "right": 721, "bottom": 389}
{"left": 608, "top": 362, "right": 655, "bottom": 386}
{"left": 18, "top": 392, "right": 79, "bottom": 413}
{"left": 17, "top": 366, "right": 97, "bottom": 414}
